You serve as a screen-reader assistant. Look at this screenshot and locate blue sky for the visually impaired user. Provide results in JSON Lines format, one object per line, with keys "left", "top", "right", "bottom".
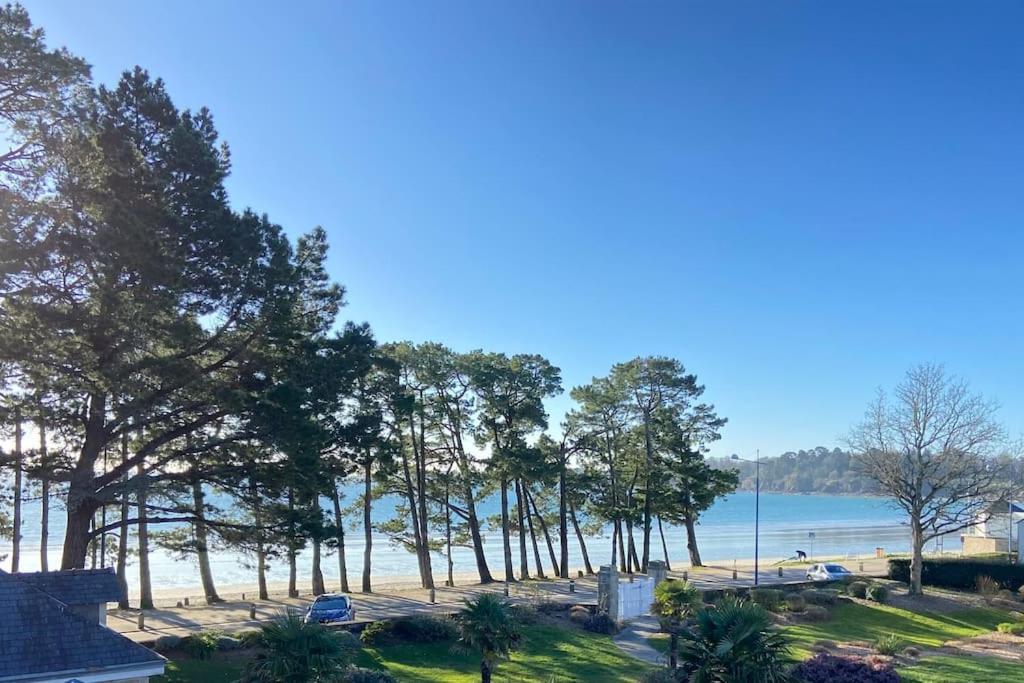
{"left": 24, "top": 1, "right": 1024, "bottom": 458}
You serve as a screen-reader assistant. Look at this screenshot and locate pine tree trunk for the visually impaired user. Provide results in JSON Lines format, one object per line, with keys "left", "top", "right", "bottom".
{"left": 413, "top": 409, "right": 434, "bottom": 589}
{"left": 641, "top": 416, "right": 654, "bottom": 573}
{"left": 11, "top": 412, "right": 21, "bottom": 572}
{"left": 250, "top": 478, "right": 269, "bottom": 600}
{"left": 558, "top": 466, "right": 569, "bottom": 578}
{"left": 331, "top": 485, "right": 350, "bottom": 593}
{"left": 362, "top": 459, "right": 373, "bottom": 593}
{"left": 116, "top": 433, "right": 129, "bottom": 604}
{"left": 445, "top": 480, "right": 455, "bottom": 587}
{"left": 683, "top": 515, "right": 703, "bottom": 567}
{"left": 481, "top": 659, "right": 492, "bottom": 683}
{"left": 527, "top": 485, "right": 560, "bottom": 577}
{"left": 38, "top": 409, "right": 49, "bottom": 572}
{"left": 453, "top": 431, "right": 493, "bottom": 583}
{"left": 516, "top": 479, "right": 529, "bottom": 580}
{"left": 137, "top": 464, "right": 154, "bottom": 610}
{"left": 287, "top": 487, "right": 298, "bottom": 598}
{"left": 522, "top": 481, "right": 545, "bottom": 579}
{"left": 658, "top": 516, "right": 672, "bottom": 571}
{"left": 192, "top": 475, "right": 222, "bottom": 604}
{"left": 501, "top": 477, "right": 515, "bottom": 582}
{"left": 569, "top": 498, "right": 593, "bottom": 574}
{"left": 312, "top": 538, "right": 325, "bottom": 595}
{"left": 626, "top": 520, "right": 640, "bottom": 574}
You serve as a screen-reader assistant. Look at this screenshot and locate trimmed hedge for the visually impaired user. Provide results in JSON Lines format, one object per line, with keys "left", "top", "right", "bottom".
{"left": 888, "top": 558, "right": 1024, "bottom": 592}
{"left": 866, "top": 584, "right": 889, "bottom": 604}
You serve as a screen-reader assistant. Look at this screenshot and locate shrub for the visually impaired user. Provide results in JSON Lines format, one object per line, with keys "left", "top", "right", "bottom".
{"left": 873, "top": 633, "right": 903, "bottom": 656}
{"left": 750, "top": 588, "right": 783, "bottom": 612}
{"left": 640, "top": 669, "right": 680, "bottom": 683}
{"left": 996, "top": 622, "right": 1024, "bottom": 636}
{"left": 677, "top": 598, "right": 790, "bottom": 682}
{"left": 888, "top": 558, "right": 1024, "bottom": 592}
{"left": 569, "top": 605, "right": 591, "bottom": 625}
{"left": 866, "top": 584, "right": 889, "bottom": 604}
{"left": 390, "top": 615, "right": 456, "bottom": 643}
{"left": 216, "top": 635, "right": 242, "bottom": 651}
{"left": 785, "top": 594, "right": 807, "bottom": 613}
{"left": 509, "top": 604, "right": 540, "bottom": 625}
{"left": 152, "top": 634, "right": 182, "bottom": 653}
{"left": 583, "top": 612, "right": 618, "bottom": 635}
{"left": 359, "top": 620, "right": 393, "bottom": 646}
{"left": 847, "top": 581, "right": 868, "bottom": 599}
{"left": 977, "top": 575, "right": 1001, "bottom": 596}
{"left": 803, "top": 588, "right": 839, "bottom": 606}
{"left": 793, "top": 653, "right": 900, "bottom": 683}
{"left": 345, "top": 667, "right": 398, "bottom": 683}
{"left": 997, "top": 589, "right": 1019, "bottom": 603}
{"left": 803, "top": 605, "right": 830, "bottom": 622}
{"left": 237, "top": 629, "right": 265, "bottom": 648}
{"left": 246, "top": 614, "right": 357, "bottom": 683}
{"left": 181, "top": 630, "right": 221, "bottom": 660}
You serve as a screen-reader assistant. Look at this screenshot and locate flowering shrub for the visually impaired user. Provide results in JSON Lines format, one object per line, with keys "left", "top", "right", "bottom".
{"left": 793, "top": 653, "right": 900, "bottom": 683}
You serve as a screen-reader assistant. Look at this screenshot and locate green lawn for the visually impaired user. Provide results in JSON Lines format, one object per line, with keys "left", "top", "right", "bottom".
{"left": 155, "top": 623, "right": 646, "bottom": 683}
{"left": 900, "top": 655, "right": 1024, "bottom": 682}
{"left": 155, "top": 658, "right": 244, "bottom": 682}
{"left": 357, "top": 623, "right": 645, "bottom": 682}
{"left": 783, "top": 601, "right": 1009, "bottom": 658}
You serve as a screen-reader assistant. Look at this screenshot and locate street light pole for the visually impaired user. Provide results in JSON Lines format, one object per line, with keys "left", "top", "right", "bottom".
{"left": 732, "top": 451, "right": 761, "bottom": 587}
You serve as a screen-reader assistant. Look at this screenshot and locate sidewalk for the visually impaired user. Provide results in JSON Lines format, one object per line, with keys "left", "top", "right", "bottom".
{"left": 612, "top": 615, "right": 664, "bottom": 665}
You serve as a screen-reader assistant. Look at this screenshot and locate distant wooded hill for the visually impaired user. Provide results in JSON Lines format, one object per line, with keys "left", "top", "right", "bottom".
{"left": 708, "top": 447, "right": 881, "bottom": 495}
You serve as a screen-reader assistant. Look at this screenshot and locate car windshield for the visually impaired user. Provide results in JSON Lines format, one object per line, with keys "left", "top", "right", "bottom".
{"left": 825, "top": 565, "right": 847, "bottom": 572}
{"left": 312, "top": 597, "right": 349, "bottom": 611}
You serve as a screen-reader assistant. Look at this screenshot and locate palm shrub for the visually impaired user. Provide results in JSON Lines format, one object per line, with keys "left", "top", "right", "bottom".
{"left": 651, "top": 580, "right": 702, "bottom": 670}
{"left": 677, "top": 597, "right": 792, "bottom": 682}
{"left": 245, "top": 612, "right": 358, "bottom": 683}
{"left": 457, "top": 593, "right": 521, "bottom": 683}
{"left": 873, "top": 633, "right": 903, "bottom": 656}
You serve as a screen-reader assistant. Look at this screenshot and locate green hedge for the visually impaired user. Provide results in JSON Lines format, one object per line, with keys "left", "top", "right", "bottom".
{"left": 888, "top": 558, "right": 1024, "bottom": 591}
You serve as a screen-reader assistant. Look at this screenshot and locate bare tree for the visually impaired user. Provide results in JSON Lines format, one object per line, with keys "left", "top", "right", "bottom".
{"left": 849, "top": 364, "right": 1009, "bottom": 595}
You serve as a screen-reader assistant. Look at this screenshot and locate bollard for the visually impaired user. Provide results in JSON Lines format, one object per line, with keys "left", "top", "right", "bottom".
{"left": 184, "top": 597, "right": 189, "bottom": 606}
{"left": 732, "top": 569, "right": 738, "bottom": 580}
{"left": 778, "top": 567, "right": 783, "bottom": 577}
{"left": 176, "top": 601, "right": 183, "bottom": 608}
{"left": 429, "top": 588, "right": 436, "bottom": 604}
{"left": 859, "top": 561, "right": 864, "bottom": 572}
{"left": 249, "top": 604, "right": 256, "bottom": 620}
{"left": 683, "top": 570, "right": 688, "bottom": 581}
{"left": 578, "top": 570, "right": 583, "bottom": 578}
{"left": 138, "top": 612, "right": 145, "bottom": 631}
{"left": 569, "top": 579, "right": 575, "bottom": 593}
{"left": 503, "top": 583, "right": 509, "bottom": 597}
{"left": 241, "top": 592, "right": 245, "bottom": 601}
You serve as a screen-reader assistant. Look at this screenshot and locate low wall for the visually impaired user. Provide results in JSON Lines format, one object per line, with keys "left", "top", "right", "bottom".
{"left": 963, "top": 536, "right": 1008, "bottom": 555}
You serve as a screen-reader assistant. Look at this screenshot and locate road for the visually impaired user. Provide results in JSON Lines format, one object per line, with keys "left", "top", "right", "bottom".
{"left": 108, "top": 558, "right": 889, "bottom": 643}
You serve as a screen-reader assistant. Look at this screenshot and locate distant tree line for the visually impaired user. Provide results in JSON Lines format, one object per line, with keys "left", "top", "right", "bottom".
{"left": 0, "top": 5, "right": 737, "bottom": 605}
{"left": 708, "top": 447, "right": 881, "bottom": 495}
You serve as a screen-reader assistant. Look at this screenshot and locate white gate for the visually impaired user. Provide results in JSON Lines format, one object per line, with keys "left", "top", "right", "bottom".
{"left": 617, "top": 576, "right": 655, "bottom": 619}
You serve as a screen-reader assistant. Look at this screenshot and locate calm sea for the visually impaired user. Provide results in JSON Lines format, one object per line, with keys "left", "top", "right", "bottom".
{"left": 0, "top": 489, "right": 933, "bottom": 592}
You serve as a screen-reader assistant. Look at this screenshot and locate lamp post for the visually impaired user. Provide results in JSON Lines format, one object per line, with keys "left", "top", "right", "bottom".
{"left": 732, "top": 451, "right": 760, "bottom": 586}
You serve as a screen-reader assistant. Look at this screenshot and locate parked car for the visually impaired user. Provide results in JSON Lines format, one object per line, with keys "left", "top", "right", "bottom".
{"left": 303, "top": 593, "right": 356, "bottom": 624}
{"left": 806, "top": 563, "right": 853, "bottom": 581}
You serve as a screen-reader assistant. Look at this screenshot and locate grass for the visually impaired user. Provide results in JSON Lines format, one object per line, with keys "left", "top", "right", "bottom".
{"left": 154, "top": 658, "right": 244, "bottom": 682}
{"left": 357, "top": 623, "right": 644, "bottom": 682}
{"left": 155, "top": 623, "right": 646, "bottom": 683}
{"left": 900, "top": 654, "right": 1024, "bottom": 682}
{"left": 782, "top": 600, "right": 1009, "bottom": 658}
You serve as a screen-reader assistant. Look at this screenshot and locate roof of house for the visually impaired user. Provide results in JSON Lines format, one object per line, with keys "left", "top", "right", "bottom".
{"left": 16, "top": 567, "right": 124, "bottom": 606}
{"left": 0, "top": 570, "right": 163, "bottom": 681}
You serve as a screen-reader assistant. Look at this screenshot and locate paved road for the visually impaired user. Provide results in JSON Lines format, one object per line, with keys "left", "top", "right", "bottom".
{"left": 109, "top": 558, "right": 888, "bottom": 643}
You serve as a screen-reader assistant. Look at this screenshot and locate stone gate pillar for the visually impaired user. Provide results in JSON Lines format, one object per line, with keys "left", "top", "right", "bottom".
{"left": 648, "top": 560, "right": 667, "bottom": 588}
{"left": 597, "top": 564, "right": 619, "bottom": 620}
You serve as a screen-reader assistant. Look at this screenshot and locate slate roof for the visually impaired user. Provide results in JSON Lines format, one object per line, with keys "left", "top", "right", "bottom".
{"left": 16, "top": 567, "right": 124, "bottom": 606}
{"left": 0, "top": 570, "right": 163, "bottom": 681}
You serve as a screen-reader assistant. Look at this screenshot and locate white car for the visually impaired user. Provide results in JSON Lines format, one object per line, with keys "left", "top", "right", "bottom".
{"left": 303, "top": 593, "right": 356, "bottom": 624}
{"left": 806, "top": 563, "right": 853, "bottom": 581}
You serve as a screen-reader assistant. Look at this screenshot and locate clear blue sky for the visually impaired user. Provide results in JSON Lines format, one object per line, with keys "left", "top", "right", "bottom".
{"left": 24, "top": 1, "right": 1024, "bottom": 458}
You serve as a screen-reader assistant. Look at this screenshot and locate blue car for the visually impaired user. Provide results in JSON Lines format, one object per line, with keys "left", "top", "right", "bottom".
{"left": 304, "top": 593, "right": 356, "bottom": 624}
